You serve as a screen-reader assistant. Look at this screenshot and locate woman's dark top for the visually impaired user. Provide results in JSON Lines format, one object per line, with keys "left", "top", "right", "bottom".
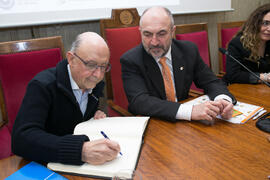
{"left": 223, "top": 34, "right": 270, "bottom": 84}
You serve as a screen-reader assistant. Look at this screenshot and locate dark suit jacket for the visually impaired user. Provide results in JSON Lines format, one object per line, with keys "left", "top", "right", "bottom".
{"left": 120, "top": 39, "right": 236, "bottom": 122}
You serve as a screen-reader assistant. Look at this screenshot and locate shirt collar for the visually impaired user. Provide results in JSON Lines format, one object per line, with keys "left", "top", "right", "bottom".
{"left": 67, "top": 64, "right": 92, "bottom": 94}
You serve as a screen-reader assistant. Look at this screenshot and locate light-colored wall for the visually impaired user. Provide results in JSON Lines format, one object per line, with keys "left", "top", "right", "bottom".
{"left": 0, "top": 0, "right": 269, "bottom": 121}
{"left": 1, "top": 0, "right": 268, "bottom": 71}
{"left": 173, "top": 0, "right": 269, "bottom": 73}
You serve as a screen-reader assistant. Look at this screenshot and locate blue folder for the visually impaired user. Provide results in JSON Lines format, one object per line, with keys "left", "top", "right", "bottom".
{"left": 5, "top": 161, "right": 67, "bottom": 180}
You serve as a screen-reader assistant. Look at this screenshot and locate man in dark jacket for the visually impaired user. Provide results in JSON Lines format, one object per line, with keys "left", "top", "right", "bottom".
{"left": 121, "top": 7, "right": 236, "bottom": 123}
{"left": 12, "top": 32, "right": 120, "bottom": 165}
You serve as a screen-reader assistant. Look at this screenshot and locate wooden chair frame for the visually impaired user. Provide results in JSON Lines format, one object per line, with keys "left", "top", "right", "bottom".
{"left": 0, "top": 82, "right": 5, "bottom": 128}
{"left": 174, "top": 22, "right": 211, "bottom": 96}
{"left": 100, "top": 8, "right": 140, "bottom": 116}
{"left": 217, "top": 21, "right": 245, "bottom": 76}
{"left": 0, "top": 36, "right": 65, "bottom": 127}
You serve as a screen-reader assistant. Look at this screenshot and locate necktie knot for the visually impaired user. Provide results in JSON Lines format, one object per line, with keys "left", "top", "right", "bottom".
{"left": 159, "top": 57, "right": 167, "bottom": 65}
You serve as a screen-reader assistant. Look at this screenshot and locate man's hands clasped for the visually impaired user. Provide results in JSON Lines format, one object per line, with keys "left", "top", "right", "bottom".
{"left": 191, "top": 99, "right": 233, "bottom": 123}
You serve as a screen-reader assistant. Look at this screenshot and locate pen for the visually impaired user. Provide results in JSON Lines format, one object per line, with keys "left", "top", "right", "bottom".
{"left": 252, "top": 109, "right": 262, "bottom": 118}
{"left": 253, "top": 110, "right": 266, "bottom": 120}
{"left": 100, "top": 131, "right": 123, "bottom": 156}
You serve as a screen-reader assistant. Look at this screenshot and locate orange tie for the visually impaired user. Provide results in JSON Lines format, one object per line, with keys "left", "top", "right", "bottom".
{"left": 159, "top": 57, "right": 176, "bottom": 102}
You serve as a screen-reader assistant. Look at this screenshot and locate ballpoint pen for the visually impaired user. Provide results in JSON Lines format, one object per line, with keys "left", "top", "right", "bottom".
{"left": 252, "top": 110, "right": 262, "bottom": 119}
{"left": 253, "top": 110, "right": 266, "bottom": 120}
{"left": 100, "top": 131, "right": 123, "bottom": 156}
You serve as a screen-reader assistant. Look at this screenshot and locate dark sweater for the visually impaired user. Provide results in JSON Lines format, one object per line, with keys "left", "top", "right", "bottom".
{"left": 223, "top": 34, "right": 270, "bottom": 84}
{"left": 12, "top": 60, "right": 104, "bottom": 165}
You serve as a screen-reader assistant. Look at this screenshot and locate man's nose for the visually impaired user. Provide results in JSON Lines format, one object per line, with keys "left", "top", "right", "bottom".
{"left": 91, "top": 67, "right": 103, "bottom": 77}
{"left": 150, "top": 34, "right": 159, "bottom": 46}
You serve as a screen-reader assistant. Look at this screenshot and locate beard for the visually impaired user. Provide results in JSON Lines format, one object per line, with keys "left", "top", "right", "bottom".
{"left": 143, "top": 43, "right": 170, "bottom": 59}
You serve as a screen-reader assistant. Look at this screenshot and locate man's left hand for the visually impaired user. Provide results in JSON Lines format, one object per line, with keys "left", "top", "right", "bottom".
{"left": 94, "top": 110, "right": 106, "bottom": 119}
{"left": 215, "top": 99, "right": 233, "bottom": 119}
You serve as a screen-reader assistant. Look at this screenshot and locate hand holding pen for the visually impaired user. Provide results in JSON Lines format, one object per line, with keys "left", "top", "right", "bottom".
{"left": 81, "top": 137, "right": 121, "bottom": 165}
{"left": 101, "top": 131, "right": 123, "bottom": 156}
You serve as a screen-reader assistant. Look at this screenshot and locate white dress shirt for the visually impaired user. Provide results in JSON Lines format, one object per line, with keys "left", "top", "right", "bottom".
{"left": 67, "top": 65, "right": 92, "bottom": 115}
{"left": 155, "top": 47, "right": 232, "bottom": 120}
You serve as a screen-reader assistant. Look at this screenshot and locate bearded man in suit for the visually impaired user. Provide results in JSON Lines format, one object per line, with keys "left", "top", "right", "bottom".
{"left": 120, "top": 7, "right": 236, "bottom": 123}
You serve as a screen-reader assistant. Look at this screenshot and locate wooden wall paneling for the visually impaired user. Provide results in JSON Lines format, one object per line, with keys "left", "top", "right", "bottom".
{"left": 0, "top": 28, "right": 33, "bottom": 43}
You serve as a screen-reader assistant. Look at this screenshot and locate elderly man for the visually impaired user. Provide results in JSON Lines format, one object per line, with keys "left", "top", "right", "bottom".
{"left": 121, "top": 7, "right": 236, "bottom": 123}
{"left": 12, "top": 32, "right": 120, "bottom": 165}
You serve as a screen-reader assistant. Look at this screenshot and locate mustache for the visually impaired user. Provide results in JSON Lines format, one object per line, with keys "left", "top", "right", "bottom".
{"left": 86, "top": 76, "right": 99, "bottom": 82}
{"left": 149, "top": 45, "right": 165, "bottom": 50}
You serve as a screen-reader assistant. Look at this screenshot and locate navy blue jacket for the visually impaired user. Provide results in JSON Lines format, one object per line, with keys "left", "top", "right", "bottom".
{"left": 12, "top": 60, "right": 104, "bottom": 165}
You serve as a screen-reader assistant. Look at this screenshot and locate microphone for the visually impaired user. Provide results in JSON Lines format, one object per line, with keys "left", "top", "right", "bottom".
{"left": 219, "top": 48, "right": 270, "bottom": 87}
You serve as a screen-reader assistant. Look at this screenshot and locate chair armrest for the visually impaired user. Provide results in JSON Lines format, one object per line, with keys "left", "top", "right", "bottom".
{"left": 216, "top": 71, "right": 226, "bottom": 78}
{"left": 0, "top": 89, "right": 7, "bottom": 128}
{"left": 188, "top": 89, "right": 204, "bottom": 97}
{"left": 107, "top": 100, "right": 133, "bottom": 116}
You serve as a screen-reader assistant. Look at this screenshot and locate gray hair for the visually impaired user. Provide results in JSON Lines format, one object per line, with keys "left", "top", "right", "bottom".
{"left": 70, "top": 34, "right": 82, "bottom": 52}
{"left": 139, "top": 7, "right": 175, "bottom": 28}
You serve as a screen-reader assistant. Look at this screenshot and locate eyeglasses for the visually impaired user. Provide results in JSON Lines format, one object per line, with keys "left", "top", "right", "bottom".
{"left": 73, "top": 53, "right": 111, "bottom": 72}
{"left": 262, "top": 20, "right": 270, "bottom": 28}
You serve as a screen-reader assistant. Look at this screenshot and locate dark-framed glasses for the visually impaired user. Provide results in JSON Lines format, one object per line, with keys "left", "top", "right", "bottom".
{"left": 262, "top": 20, "right": 270, "bottom": 28}
{"left": 73, "top": 53, "right": 111, "bottom": 72}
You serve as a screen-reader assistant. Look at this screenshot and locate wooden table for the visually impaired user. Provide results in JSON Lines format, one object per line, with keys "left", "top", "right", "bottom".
{"left": 1, "top": 84, "right": 270, "bottom": 180}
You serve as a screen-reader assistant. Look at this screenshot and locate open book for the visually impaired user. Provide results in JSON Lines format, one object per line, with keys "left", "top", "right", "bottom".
{"left": 183, "top": 95, "right": 264, "bottom": 124}
{"left": 47, "top": 116, "right": 150, "bottom": 179}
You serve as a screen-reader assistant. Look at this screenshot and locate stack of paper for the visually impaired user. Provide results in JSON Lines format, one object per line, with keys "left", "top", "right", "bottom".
{"left": 183, "top": 95, "right": 264, "bottom": 124}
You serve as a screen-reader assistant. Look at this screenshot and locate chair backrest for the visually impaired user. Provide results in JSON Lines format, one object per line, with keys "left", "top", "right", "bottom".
{"left": 175, "top": 23, "right": 210, "bottom": 94}
{"left": 0, "top": 36, "right": 64, "bottom": 132}
{"left": 217, "top": 21, "right": 245, "bottom": 73}
{"left": 100, "top": 8, "right": 141, "bottom": 116}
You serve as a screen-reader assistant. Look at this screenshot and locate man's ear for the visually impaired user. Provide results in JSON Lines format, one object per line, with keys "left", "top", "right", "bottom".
{"left": 172, "top": 25, "right": 176, "bottom": 35}
{"left": 66, "top": 51, "right": 74, "bottom": 65}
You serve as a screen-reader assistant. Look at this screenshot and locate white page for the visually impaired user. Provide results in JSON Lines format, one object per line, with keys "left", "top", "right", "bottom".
{"left": 48, "top": 116, "right": 149, "bottom": 179}
{"left": 48, "top": 138, "right": 142, "bottom": 178}
{"left": 74, "top": 116, "right": 149, "bottom": 139}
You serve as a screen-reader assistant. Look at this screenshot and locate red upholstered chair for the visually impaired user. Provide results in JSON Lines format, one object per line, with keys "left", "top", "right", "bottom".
{"left": 0, "top": 36, "right": 64, "bottom": 159}
{"left": 100, "top": 8, "right": 141, "bottom": 116}
{"left": 175, "top": 23, "right": 211, "bottom": 96}
{"left": 217, "top": 21, "right": 245, "bottom": 77}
